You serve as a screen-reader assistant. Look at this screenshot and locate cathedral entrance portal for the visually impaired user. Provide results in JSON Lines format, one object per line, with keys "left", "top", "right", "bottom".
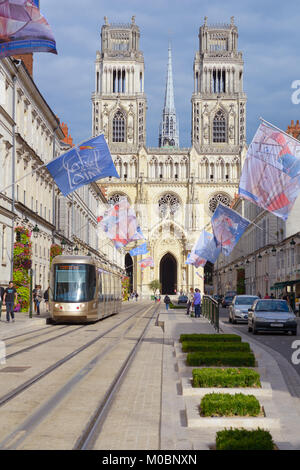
{"left": 160, "top": 253, "right": 177, "bottom": 295}
{"left": 125, "top": 254, "right": 133, "bottom": 292}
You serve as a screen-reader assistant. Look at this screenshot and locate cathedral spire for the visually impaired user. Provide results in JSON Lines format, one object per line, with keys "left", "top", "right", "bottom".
{"left": 159, "top": 43, "right": 179, "bottom": 148}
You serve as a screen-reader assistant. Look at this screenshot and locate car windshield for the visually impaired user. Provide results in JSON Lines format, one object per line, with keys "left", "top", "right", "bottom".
{"left": 235, "top": 296, "right": 258, "bottom": 305}
{"left": 255, "top": 300, "right": 290, "bottom": 312}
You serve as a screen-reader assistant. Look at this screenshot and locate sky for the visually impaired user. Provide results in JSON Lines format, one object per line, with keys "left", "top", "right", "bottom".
{"left": 33, "top": 0, "right": 300, "bottom": 149}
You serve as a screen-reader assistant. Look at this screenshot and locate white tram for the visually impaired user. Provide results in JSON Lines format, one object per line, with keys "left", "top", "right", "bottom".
{"left": 49, "top": 255, "right": 122, "bottom": 323}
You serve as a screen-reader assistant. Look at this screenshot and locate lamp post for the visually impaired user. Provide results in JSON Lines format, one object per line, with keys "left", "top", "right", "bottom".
{"left": 74, "top": 245, "right": 79, "bottom": 256}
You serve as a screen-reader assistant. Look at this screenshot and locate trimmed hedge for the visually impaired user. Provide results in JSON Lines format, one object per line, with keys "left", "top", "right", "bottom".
{"left": 170, "top": 303, "right": 186, "bottom": 309}
{"left": 200, "top": 393, "right": 261, "bottom": 417}
{"left": 180, "top": 334, "right": 241, "bottom": 343}
{"left": 192, "top": 368, "right": 261, "bottom": 388}
{"left": 187, "top": 351, "right": 256, "bottom": 367}
{"left": 216, "top": 428, "right": 274, "bottom": 450}
{"left": 182, "top": 341, "right": 251, "bottom": 353}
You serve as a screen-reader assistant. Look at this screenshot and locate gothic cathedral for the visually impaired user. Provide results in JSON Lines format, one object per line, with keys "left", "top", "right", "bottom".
{"left": 93, "top": 16, "right": 247, "bottom": 297}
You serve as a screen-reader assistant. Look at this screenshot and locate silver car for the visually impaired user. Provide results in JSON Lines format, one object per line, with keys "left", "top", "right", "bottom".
{"left": 229, "top": 295, "right": 259, "bottom": 324}
{"left": 248, "top": 299, "right": 297, "bottom": 335}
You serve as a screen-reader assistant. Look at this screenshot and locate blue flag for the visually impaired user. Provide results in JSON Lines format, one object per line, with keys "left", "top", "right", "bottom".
{"left": 129, "top": 243, "right": 149, "bottom": 257}
{"left": 46, "top": 134, "right": 119, "bottom": 196}
{"left": 211, "top": 204, "right": 250, "bottom": 256}
{"left": 194, "top": 230, "right": 221, "bottom": 264}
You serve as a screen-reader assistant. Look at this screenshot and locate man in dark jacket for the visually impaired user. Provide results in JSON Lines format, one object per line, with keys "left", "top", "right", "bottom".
{"left": 3, "top": 281, "right": 18, "bottom": 322}
{"left": 164, "top": 295, "right": 171, "bottom": 311}
{"left": 0, "top": 286, "right": 4, "bottom": 321}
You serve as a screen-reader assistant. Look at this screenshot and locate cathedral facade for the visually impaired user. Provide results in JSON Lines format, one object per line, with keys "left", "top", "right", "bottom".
{"left": 93, "top": 16, "right": 247, "bottom": 297}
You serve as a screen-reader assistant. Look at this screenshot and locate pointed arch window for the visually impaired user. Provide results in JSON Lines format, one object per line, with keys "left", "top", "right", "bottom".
{"left": 112, "top": 111, "right": 125, "bottom": 143}
{"left": 213, "top": 110, "right": 226, "bottom": 143}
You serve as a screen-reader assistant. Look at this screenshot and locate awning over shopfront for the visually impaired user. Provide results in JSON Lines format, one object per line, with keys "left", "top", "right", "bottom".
{"left": 271, "top": 280, "right": 300, "bottom": 290}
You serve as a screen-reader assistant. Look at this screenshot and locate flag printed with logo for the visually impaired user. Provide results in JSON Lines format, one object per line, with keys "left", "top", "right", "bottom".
{"left": 194, "top": 230, "right": 221, "bottom": 264}
{"left": 211, "top": 204, "right": 250, "bottom": 256}
{"left": 186, "top": 251, "right": 207, "bottom": 268}
{"left": 98, "top": 198, "right": 144, "bottom": 249}
{"left": 129, "top": 243, "right": 149, "bottom": 257}
{"left": 0, "top": 0, "right": 57, "bottom": 58}
{"left": 239, "top": 121, "right": 300, "bottom": 220}
{"left": 185, "top": 230, "right": 221, "bottom": 267}
{"left": 46, "top": 134, "right": 119, "bottom": 196}
{"left": 138, "top": 257, "right": 154, "bottom": 269}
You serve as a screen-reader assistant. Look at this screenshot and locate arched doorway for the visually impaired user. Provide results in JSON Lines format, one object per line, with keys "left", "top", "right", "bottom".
{"left": 125, "top": 253, "right": 133, "bottom": 293}
{"left": 160, "top": 253, "right": 177, "bottom": 295}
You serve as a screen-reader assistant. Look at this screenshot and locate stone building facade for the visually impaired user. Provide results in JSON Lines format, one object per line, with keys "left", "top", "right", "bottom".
{"left": 93, "top": 16, "right": 247, "bottom": 297}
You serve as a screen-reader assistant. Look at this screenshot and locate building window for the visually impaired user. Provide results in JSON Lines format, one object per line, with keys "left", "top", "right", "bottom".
{"left": 112, "top": 111, "right": 125, "bottom": 143}
{"left": 213, "top": 110, "right": 226, "bottom": 143}
{"left": 208, "top": 192, "right": 231, "bottom": 214}
{"left": 158, "top": 193, "right": 180, "bottom": 217}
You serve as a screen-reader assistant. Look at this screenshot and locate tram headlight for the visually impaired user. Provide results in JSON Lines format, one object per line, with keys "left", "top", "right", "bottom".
{"left": 80, "top": 304, "right": 86, "bottom": 309}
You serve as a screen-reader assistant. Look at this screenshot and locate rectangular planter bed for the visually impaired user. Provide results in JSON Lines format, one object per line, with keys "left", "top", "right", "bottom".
{"left": 180, "top": 334, "right": 241, "bottom": 343}
{"left": 192, "top": 368, "right": 261, "bottom": 388}
{"left": 185, "top": 396, "right": 280, "bottom": 430}
{"left": 182, "top": 341, "right": 251, "bottom": 353}
{"left": 187, "top": 351, "right": 256, "bottom": 367}
{"left": 215, "top": 428, "right": 275, "bottom": 450}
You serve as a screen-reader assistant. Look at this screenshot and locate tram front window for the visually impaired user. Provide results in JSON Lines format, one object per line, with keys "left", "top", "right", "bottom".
{"left": 53, "top": 264, "right": 96, "bottom": 302}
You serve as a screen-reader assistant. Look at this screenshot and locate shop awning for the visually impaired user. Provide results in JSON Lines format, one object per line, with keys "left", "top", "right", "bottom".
{"left": 271, "top": 280, "right": 300, "bottom": 290}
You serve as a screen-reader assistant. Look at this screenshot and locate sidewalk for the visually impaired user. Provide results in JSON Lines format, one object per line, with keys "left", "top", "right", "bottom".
{"left": 0, "top": 303, "right": 49, "bottom": 340}
{"left": 158, "top": 306, "right": 300, "bottom": 450}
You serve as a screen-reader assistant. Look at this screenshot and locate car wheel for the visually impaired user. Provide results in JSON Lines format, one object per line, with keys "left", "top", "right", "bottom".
{"left": 232, "top": 317, "right": 237, "bottom": 324}
{"left": 292, "top": 329, "right": 297, "bottom": 336}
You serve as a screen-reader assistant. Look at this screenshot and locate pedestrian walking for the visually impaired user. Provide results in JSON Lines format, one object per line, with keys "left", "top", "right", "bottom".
{"left": 44, "top": 287, "right": 50, "bottom": 313}
{"left": 135, "top": 292, "right": 139, "bottom": 302}
{"left": 186, "top": 288, "right": 194, "bottom": 315}
{"left": 35, "top": 285, "right": 43, "bottom": 315}
{"left": 33, "top": 285, "right": 38, "bottom": 312}
{"left": 193, "top": 288, "right": 202, "bottom": 318}
{"left": 3, "top": 281, "right": 18, "bottom": 323}
{"left": 0, "top": 285, "right": 4, "bottom": 321}
{"left": 264, "top": 292, "right": 270, "bottom": 299}
{"left": 164, "top": 295, "right": 171, "bottom": 311}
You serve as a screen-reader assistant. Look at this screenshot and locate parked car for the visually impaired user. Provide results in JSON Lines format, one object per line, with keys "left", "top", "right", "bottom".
{"left": 248, "top": 299, "right": 297, "bottom": 335}
{"left": 213, "top": 294, "right": 223, "bottom": 304}
{"left": 222, "top": 293, "right": 235, "bottom": 308}
{"left": 178, "top": 294, "right": 188, "bottom": 304}
{"left": 229, "top": 295, "right": 259, "bottom": 324}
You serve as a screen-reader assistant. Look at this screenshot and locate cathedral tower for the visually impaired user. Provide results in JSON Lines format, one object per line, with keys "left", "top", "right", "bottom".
{"left": 191, "top": 16, "right": 246, "bottom": 150}
{"left": 158, "top": 44, "right": 179, "bottom": 148}
{"left": 92, "top": 16, "right": 147, "bottom": 152}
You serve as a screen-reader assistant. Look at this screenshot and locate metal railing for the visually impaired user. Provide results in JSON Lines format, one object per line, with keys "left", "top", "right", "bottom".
{"left": 202, "top": 295, "right": 219, "bottom": 332}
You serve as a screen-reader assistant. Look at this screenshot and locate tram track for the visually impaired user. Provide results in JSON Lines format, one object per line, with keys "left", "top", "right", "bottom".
{"left": 0, "top": 303, "right": 151, "bottom": 409}
{"left": 0, "top": 302, "right": 158, "bottom": 450}
{"left": 75, "top": 303, "right": 160, "bottom": 450}
{"left": 3, "top": 303, "right": 140, "bottom": 358}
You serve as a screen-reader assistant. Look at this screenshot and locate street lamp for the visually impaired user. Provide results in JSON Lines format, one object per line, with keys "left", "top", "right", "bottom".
{"left": 74, "top": 245, "right": 79, "bottom": 256}
{"left": 271, "top": 246, "right": 277, "bottom": 256}
{"left": 32, "top": 224, "right": 40, "bottom": 238}
{"left": 258, "top": 253, "right": 262, "bottom": 262}
{"left": 290, "top": 239, "right": 296, "bottom": 249}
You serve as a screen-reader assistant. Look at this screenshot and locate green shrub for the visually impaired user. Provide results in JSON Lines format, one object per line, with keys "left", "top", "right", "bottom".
{"left": 200, "top": 393, "right": 261, "bottom": 417}
{"left": 192, "top": 368, "right": 261, "bottom": 388}
{"left": 187, "top": 351, "right": 256, "bottom": 367}
{"left": 180, "top": 334, "right": 241, "bottom": 343}
{"left": 170, "top": 303, "right": 186, "bottom": 309}
{"left": 182, "top": 341, "right": 250, "bottom": 353}
{"left": 216, "top": 428, "right": 274, "bottom": 450}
